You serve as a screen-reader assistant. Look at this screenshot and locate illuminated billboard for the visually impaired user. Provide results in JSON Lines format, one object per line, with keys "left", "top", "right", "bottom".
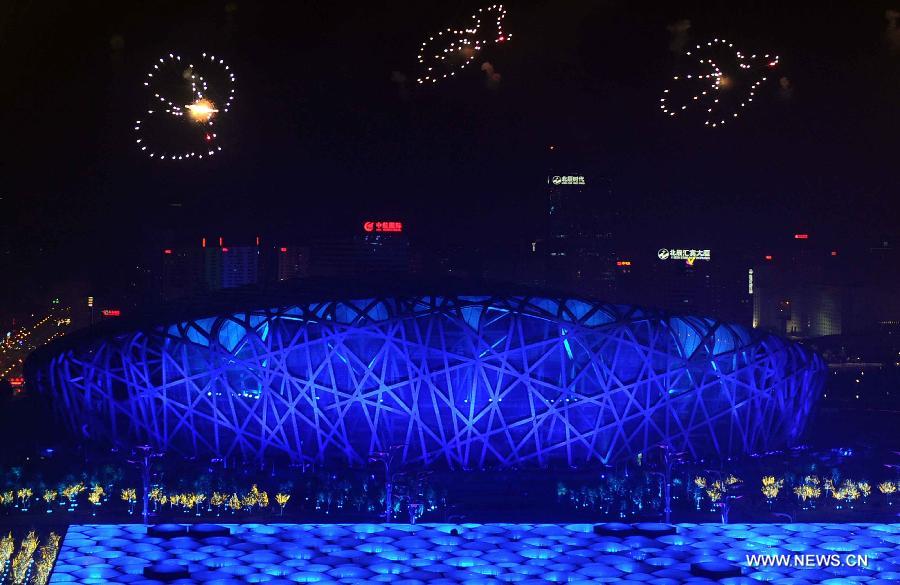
{"left": 657, "top": 248, "right": 711, "bottom": 262}
{"left": 363, "top": 221, "right": 403, "bottom": 233}
{"left": 549, "top": 175, "right": 585, "bottom": 186}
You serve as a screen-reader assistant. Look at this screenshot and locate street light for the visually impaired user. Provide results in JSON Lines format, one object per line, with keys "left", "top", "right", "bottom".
{"left": 128, "top": 444, "right": 164, "bottom": 525}
{"left": 368, "top": 445, "right": 406, "bottom": 523}
{"left": 649, "top": 443, "right": 685, "bottom": 524}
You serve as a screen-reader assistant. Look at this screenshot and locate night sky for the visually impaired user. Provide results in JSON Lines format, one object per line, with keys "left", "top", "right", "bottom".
{"left": 1, "top": 0, "right": 899, "bottom": 316}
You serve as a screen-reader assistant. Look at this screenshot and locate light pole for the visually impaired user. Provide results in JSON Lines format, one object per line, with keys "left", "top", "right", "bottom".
{"left": 129, "top": 445, "right": 163, "bottom": 526}
{"left": 650, "top": 443, "right": 683, "bottom": 524}
{"left": 369, "top": 445, "right": 405, "bottom": 524}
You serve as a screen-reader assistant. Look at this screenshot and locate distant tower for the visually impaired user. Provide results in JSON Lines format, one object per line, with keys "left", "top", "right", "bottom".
{"left": 544, "top": 148, "right": 616, "bottom": 298}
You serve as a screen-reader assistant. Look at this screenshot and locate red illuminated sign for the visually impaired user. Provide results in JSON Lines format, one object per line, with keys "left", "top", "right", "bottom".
{"left": 831, "top": 250, "right": 838, "bottom": 256}
{"left": 163, "top": 249, "right": 172, "bottom": 255}
{"left": 616, "top": 261, "right": 632, "bottom": 267}
{"left": 280, "top": 247, "right": 288, "bottom": 253}
{"left": 221, "top": 247, "right": 229, "bottom": 252}
{"left": 8, "top": 377, "right": 24, "bottom": 387}
{"left": 794, "top": 234, "right": 809, "bottom": 239}
{"left": 764, "top": 255, "right": 773, "bottom": 261}
{"left": 101, "top": 309, "right": 121, "bottom": 317}
{"left": 363, "top": 221, "right": 403, "bottom": 233}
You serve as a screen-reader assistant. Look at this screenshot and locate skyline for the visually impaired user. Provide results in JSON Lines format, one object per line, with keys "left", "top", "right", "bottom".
{"left": 2, "top": 0, "right": 899, "bottom": 316}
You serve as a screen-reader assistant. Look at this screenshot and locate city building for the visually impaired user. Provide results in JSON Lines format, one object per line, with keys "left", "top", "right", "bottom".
{"left": 637, "top": 246, "right": 752, "bottom": 325}
{"left": 277, "top": 246, "right": 311, "bottom": 281}
{"left": 752, "top": 235, "right": 900, "bottom": 338}
{"left": 311, "top": 229, "right": 410, "bottom": 277}
{"left": 161, "top": 239, "right": 262, "bottom": 299}
{"left": 543, "top": 173, "right": 617, "bottom": 298}
{"left": 159, "top": 226, "right": 410, "bottom": 299}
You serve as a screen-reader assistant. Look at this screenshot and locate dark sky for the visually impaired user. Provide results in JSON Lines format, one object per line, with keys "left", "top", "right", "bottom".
{"left": 1, "top": 0, "right": 899, "bottom": 314}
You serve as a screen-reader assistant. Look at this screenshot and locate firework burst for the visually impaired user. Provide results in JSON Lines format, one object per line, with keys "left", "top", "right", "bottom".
{"left": 660, "top": 38, "right": 779, "bottom": 128}
{"left": 134, "top": 52, "right": 236, "bottom": 160}
{"left": 417, "top": 4, "right": 510, "bottom": 85}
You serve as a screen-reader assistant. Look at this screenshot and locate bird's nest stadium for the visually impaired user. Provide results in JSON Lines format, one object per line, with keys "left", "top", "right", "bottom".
{"left": 27, "top": 279, "right": 825, "bottom": 469}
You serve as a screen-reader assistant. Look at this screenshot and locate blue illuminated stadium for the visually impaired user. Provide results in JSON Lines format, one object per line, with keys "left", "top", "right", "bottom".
{"left": 30, "top": 282, "right": 825, "bottom": 467}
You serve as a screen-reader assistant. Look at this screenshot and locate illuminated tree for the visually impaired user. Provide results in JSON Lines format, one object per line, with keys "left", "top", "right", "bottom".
{"left": 878, "top": 481, "right": 896, "bottom": 506}
{"left": 42, "top": 489, "right": 57, "bottom": 511}
{"left": 858, "top": 481, "right": 871, "bottom": 499}
{"left": 149, "top": 486, "right": 164, "bottom": 512}
{"left": 823, "top": 478, "right": 835, "bottom": 498}
{"left": 706, "top": 481, "right": 724, "bottom": 502}
{"left": 761, "top": 476, "right": 784, "bottom": 505}
{"left": 275, "top": 493, "right": 291, "bottom": 516}
{"left": 237, "top": 485, "right": 261, "bottom": 512}
{"left": 793, "top": 484, "right": 821, "bottom": 503}
{"left": 88, "top": 485, "right": 104, "bottom": 515}
{"left": 210, "top": 491, "right": 226, "bottom": 515}
{"left": 16, "top": 487, "right": 33, "bottom": 509}
{"left": 121, "top": 488, "right": 137, "bottom": 515}
{"left": 10, "top": 530, "right": 38, "bottom": 584}
{"left": 228, "top": 493, "right": 241, "bottom": 512}
{"left": 193, "top": 493, "right": 206, "bottom": 516}
{"left": 31, "top": 532, "right": 60, "bottom": 585}
{"left": 0, "top": 532, "right": 15, "bottom": 569}
{"left": 179, "top": 493, "right": 195, "bottom": 513}
{"left": 831, "top": 479, "right": 861, "bottom": 508}
{"left": 241, "top": 493, "right": 256, "bottom": 512}
{"left": 698, "top": 473, "right": 742, "bottom": 524}
{"left": 61, "top": 483, "right": 85, "bottom": 508}
{"left": 793, "top": 475, "right": 822, "bottom": 510}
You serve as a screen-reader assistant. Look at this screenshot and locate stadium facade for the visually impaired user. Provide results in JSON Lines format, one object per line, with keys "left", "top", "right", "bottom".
{"left": 29, "top": 282, "right": 825, "bottom": 468}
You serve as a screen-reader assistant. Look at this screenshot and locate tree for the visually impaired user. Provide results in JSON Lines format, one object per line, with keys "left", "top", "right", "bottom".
{"left": 275, "top": 492, "right": 291, "bottom": 516}
{"left": 699, "top": 473, "right": 742, "bottom": 524}
{"left": 120, "top": 488, "right": 137, "bottom": 515}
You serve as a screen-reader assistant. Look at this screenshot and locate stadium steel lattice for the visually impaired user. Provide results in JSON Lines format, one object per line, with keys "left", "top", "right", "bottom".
{"left": 31, "top": 292, "right": 825, "bottom": 467}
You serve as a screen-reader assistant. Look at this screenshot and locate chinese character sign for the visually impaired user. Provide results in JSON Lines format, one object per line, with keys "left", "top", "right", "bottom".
{"left": 657, "top": 248, "right": 711, "bottom": 261}
{"left": 549, "top": 175, "right": 586, "bottom": 186}
{"left": 363, "top": 221, "right": 403, "bottom": 233}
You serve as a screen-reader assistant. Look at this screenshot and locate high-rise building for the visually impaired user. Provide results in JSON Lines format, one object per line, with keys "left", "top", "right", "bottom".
{"left": 219, "top": 246, "right": 260, "bottom": 289}
{"left": 161, "top": 247, "right": 204, "bottom": 300}
{"left": 312, "top": 223, "right": 410, "bottom": 277}
{"left": 620, "top": 246, "right": 752, "bottom": 325}
{"left": 277, "top": 246, "right": 311, "bottom": 281}
{"left": 543, "top": 172, "right": 616, "bottom": 298}
{"left": 752, "top": 235, "right": 900, "bottom": 338}
{"left": 159, "top": 225, "right": 417, "bottom": 299}
{"left": 161, "top": 238, "right": 264, "bottom": 299}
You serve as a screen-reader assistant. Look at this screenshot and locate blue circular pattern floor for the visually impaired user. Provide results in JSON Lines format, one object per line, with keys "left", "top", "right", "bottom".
{"left": 48, "top": 522, "right": 900, "bottom": 584}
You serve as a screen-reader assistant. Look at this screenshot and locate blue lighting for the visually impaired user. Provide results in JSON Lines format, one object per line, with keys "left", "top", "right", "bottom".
{"left": 48, "top": 523, "right": 896, "bottom": 585}
{"left": 34, "top": 293, "right": 824, "bottom": 467}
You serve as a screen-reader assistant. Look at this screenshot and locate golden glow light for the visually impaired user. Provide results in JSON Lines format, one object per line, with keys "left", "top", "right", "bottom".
{"left": 186, "top": 98, "right": 218, "bottom": 122}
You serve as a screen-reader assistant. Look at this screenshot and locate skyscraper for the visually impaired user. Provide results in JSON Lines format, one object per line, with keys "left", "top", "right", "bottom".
{"left": 544, "top": 172, "right": 616, "bottom": 298}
